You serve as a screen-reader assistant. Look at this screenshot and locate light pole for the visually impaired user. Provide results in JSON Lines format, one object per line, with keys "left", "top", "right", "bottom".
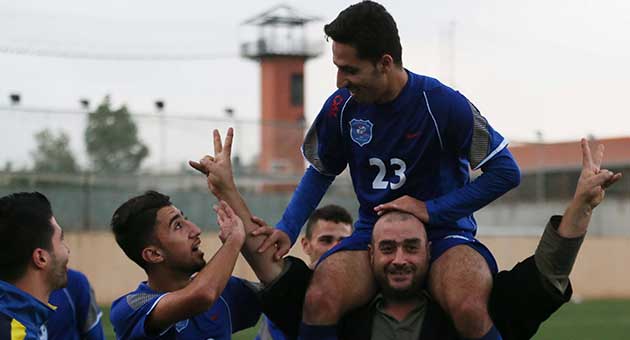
{"left": 155, "top": 100, "right": 166, "bottom": 173}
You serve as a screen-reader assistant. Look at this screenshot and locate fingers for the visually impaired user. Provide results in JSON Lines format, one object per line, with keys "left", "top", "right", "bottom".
{"left": 602, "top": 172, "right": 623, "bottom": 189}
{"left": 274, "top": 244, "right": 290, "bottom": 261}
{"left": 251, "top": 225, "right": 275, "bottom": 237}
{"left": 581, "top": 138, "right": 593, "bottom": 170}
{"left": 250, "top": 215, "right": 267, "bottom": 227}
{"left": 213, "top": 204, "right": 227, "bottom": 225}
{"left": 188, "top": 160, "right": 208, "bottom": 175}
{"left": 257, "top": 233, "right": 278, "bottom": 253}
{"left": 213, "top": 129, "right": 223, "bottom": 156}
{"left": 223, "top": 127, "right": 233, "bottom": 158}
{"left": 374, "top": 203, "right": 396, "bottom": 216}
{"left": 220, "top": 200, "right": 235, "bottom": 218}
{"left": 592, "top": 144, "right": 605, "bottom": 171}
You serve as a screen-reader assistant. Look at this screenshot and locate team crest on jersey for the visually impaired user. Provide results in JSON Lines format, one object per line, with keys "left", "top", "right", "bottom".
{"left": 350, "top": 119, "right": 373, "bottom": 147}
{"left": 175, "top": 319, "right": 189, "bottom": 333}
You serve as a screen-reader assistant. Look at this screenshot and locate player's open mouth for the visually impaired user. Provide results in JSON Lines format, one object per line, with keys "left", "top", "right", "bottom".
{"left": 192, "top": 239, "right": 201, "bottom": 252}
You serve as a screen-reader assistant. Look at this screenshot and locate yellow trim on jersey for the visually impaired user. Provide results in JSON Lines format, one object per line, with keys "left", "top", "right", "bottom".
{"left": 10, "top": 319, "right": 26, "bottom": 340}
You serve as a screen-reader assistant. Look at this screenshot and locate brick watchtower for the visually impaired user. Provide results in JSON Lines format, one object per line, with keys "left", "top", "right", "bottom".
{"left": 241, "top": 5, "right": 322, "bottom": 175}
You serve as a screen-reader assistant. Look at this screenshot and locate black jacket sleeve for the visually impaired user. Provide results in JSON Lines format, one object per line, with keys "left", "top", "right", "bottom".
{"left": 489, "top": 255, "right": 572, "bottom": 340}
{"left": 257, "top": 256, "right": 313, "bottom": 340}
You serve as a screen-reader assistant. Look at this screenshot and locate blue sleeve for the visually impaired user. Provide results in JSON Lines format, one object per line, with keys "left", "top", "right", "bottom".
{"left": 223, "top": 277, "right": 262, "bottom": 332}
{"left": 426, "top": 91, "right": 520, "bottom": 225}
{"left": 277, "top": 90, "right": 350, "bottom": 244}
{"left": 70, "top": 272, "right": 104, "bottom": 340}
{"left": 110, "top": 294, "right": 169, "bottom": 340}
{"left": 276, "top": 166, "right": 334, "bottom": 244}
{"left": 426, "top": 147, "right": 520, "bottom": 225}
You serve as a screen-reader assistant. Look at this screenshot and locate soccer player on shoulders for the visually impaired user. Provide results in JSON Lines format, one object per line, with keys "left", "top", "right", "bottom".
{"left": 257, "top": 2, "right": 521, "bottom": 339}
{"left": 109, "top": 191, "right": 260, "bottom": 340}
{"left": 0, "top": 192, "right": 71, "bottom": 340}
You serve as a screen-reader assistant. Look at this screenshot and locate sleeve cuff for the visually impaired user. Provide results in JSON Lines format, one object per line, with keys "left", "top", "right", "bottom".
{"left": 534, "top": 215, "right": 585, "bottom": 294}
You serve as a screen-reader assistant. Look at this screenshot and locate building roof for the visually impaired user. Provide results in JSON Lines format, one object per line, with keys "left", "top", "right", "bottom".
{"left": 509, "top": 137, "right": 630, "bottom": 173}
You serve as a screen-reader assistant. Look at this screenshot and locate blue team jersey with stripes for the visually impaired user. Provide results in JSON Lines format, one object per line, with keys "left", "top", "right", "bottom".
{"left": 289, "top": 70, "right": 519, "bottom": 240}
{"left": 110, "top": 277, "right": 260, "bottom": 340}
{"left": 0, "top": 280, "right": 54, "bottom": 340}
{"left": 48, "top": 269, "right": 104, "bottom": 340}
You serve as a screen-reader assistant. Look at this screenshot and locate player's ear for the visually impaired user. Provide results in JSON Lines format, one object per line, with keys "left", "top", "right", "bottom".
{"left": 368, "top": 244, "right": 374, "bottom": 263}
{"left": 32, "top": 248, "right": 49, "bottom": 270}
{"left": 300, "top": 237, "right": 311, "bottom": 256}
{"left": 142, "top": 246, "right": 164, "bottom": 265}
{"left": 378, "top": 54, "right": 394, "bottom": 73}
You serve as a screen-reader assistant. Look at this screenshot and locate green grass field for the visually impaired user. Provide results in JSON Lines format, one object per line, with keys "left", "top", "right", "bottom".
{"left": 101, "top": 299, "right": 630, "bottom": 339}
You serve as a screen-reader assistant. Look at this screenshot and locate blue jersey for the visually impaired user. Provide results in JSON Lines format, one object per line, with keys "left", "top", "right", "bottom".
{"left": 110, "top": 277, "right": 261, "bottom": 340}
{"left": 48, "top": 269, "right": 104, "bottom": 340}
{"left": 0, "top": 280, "right": 54, "bottom": 340}
{"left": 279, "top": 71, "right": 520, "bottom": 242}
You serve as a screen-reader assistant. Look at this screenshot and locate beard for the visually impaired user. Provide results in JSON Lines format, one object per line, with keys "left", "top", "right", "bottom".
{"left": 48, "top": 252, "right": 68, "bottom": 290}
{"left": 374, "top": 263, "right": 425, "bottom": 301}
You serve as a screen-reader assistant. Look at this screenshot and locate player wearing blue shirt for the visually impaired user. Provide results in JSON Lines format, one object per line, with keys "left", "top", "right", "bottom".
{"left": 254, "top": 2, "right": 520, "bottom": 340}
{"left": 48, "top": 269, "right": 104, "bottom": 340}
{"left": 109, "top": 191, "right": 260, "bottom": 340}
{"left": 0, "top": 192, "right": 70, "bottom": 340}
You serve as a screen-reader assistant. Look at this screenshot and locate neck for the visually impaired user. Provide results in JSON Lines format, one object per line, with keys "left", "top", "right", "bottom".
{"left": 377, "top": 66, "right": 408, "bottom": 103}
{"left": 12, "top": 272, "right": 52, "bottom": 305}
{"left": 147, "top": 266, "right": 192, "bottom": 292}
{"left": 383, "top": 294, "right": 423, "bottom": 322}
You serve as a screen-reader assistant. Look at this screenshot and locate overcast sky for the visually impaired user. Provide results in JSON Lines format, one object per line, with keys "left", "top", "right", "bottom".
{"left": 1, "top": 0, "right": 629, "bottom": 170}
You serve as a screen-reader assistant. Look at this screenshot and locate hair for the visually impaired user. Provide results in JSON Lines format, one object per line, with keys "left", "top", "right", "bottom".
{"left": 324, "top": 1, "right": 402, "bottom": 66}
{"left": 0, "top": 192, "right": 55, "bottom": 282}
{"left": 305, "top": 204, "right": 353, "bottom": 239}
{"left": 111, "top": 191, "right": 172, "bottom": 270}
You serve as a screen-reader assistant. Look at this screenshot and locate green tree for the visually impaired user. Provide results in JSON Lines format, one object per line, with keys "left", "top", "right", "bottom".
{"left": 85, "top": 96, "right": 149, "bottom": 173}
{"left": 31, "top": 129, "right": 79, "bottom": 173}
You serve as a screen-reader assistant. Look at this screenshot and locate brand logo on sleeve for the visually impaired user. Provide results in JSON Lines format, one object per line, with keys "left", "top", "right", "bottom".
{"left": 175, "top": 319, "right": 189, "bottom": 333}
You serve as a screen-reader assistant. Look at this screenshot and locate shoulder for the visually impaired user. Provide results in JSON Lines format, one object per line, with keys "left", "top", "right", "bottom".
{"left": 320, "top": 88, "right": 353, "bottom": 118}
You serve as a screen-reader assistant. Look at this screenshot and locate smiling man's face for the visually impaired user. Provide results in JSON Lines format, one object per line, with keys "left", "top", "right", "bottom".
{"left": 370, "top": 212, "right": 430, "bottom": 300}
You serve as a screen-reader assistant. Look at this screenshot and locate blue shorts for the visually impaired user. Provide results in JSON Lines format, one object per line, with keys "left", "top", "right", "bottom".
{"left": 316, "top": 227, "right": 498, "bottom": 275}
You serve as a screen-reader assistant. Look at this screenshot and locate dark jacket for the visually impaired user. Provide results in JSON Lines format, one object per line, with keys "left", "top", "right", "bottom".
{"left": 260, "top": 255, "right": 571, "bottom": 340}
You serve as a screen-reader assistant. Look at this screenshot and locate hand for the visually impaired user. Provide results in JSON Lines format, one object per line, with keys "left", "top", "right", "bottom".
{"left": 189, "top": 128, "right": 236, "bottom": 197}
{"left": 374, "top": 195, "right": 430, "bottom": 223}
{"left": 214, "top": 201, "right": 246, "bottom": 245}
{"left": 250, "top": 223, "right": 292, "bottom": 261}
{"left": 573, "top": 139, "right": 622, "bottom": 210}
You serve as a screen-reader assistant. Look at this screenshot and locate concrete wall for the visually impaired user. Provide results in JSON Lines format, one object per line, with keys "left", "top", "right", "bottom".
{"left": 66, "top": 231, "right": 630, "bottom": 305}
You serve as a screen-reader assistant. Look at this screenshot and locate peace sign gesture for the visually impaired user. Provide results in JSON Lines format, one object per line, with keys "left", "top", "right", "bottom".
{"left": 189, "top": 128, "right": 237, "bottom": 197}
{"left": 574, "top": 138, "right": 622, "bottom": 209}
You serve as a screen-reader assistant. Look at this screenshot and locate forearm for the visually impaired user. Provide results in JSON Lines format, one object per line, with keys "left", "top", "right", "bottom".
{"left": 557, "top": 199, "right": 593, "bottom": 238}
{"left": 217, "top": 188, "right": 283, "bottom": 284}
{"left": 426, "top": 151, "right": 520, "bottom": 224}
{"left": 147, "top": 236, "right": 244, "bottom": 332}
{"left": 277, "top": 166, "right": 334, "bottom": 244}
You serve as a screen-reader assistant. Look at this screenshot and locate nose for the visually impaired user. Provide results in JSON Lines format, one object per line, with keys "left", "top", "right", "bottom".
{"left": 392, "top": 247, "right": 406, "bottom": 265}
{"left": 336, "top": 69, "right": 348, "bottom": 89}
{"left": 189, "top": 222, "right": 202, "bottom": 238}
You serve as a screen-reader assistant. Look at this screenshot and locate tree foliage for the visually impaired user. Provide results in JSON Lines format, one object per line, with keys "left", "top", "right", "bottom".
{"left": 85, "top": 96, "right": 149, "bottom": 173}
{"left": 31, "top": 129, "right": 79, "bottom": 173}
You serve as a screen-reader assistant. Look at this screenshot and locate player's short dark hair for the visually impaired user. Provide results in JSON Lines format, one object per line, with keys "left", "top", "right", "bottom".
{"left": 324, "top": 1, "right": 402, "bottom": 66}
{"left": 111, "top": 191, "right": 171, "bottom": 270}
{"left": 305, "top": 204, "right": 353, "bottom": 239}
{"left": 0, "top": 192, "right": 55, "bottom": 282}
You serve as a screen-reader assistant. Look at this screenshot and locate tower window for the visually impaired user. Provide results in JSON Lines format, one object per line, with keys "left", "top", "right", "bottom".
{"left": 291, "top": 73, "right": 303, "bottom": 106}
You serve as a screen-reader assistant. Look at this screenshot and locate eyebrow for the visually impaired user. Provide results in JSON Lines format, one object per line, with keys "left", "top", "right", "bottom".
{"left": 168, "top": 211, "right": 182, "bottom": 228}
{"left": 378, "top": 238, "right": 422, "bottom": 246}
